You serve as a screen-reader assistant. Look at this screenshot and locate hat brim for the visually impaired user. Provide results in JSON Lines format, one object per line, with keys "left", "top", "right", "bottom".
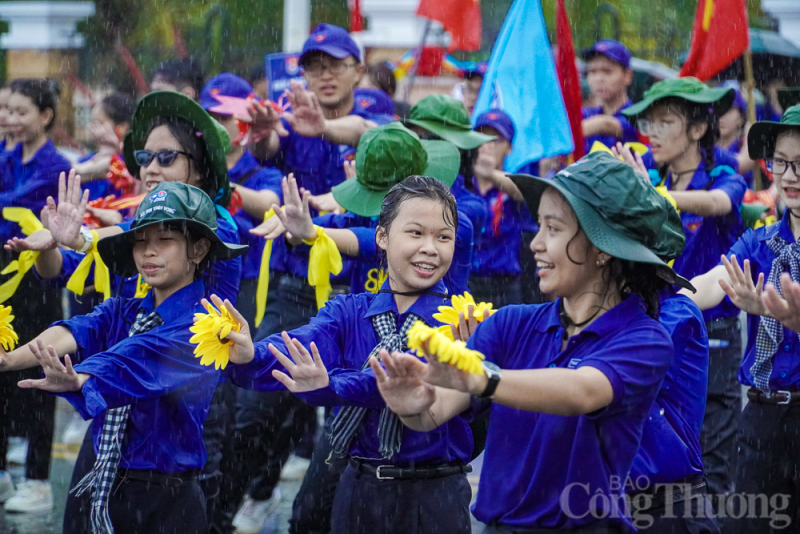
{"left": 622, "top": 87, "right": 735, "bottom": 123}
{"left": 509, "top": 173, "right": 695, "bottom": 292}
{"left": 404, "top": 118, "right": 495, "bottom": 150}
{"left": 747, "top": 121, "right": 800, "bottom": 160}
{"left": 299, "top": 46, "right": 355, "bottom": 65}
{"left": 332, "top": 140, "right": 461, "bottom": 217}
{"left": 97, "top": 219, "right": 248, "bottom": 278}
{"left": 124, "top": 92, "right": 230, "bottom": 196}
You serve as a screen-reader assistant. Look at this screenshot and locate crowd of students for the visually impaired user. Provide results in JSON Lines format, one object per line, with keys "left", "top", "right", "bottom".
{"left": 0, "top": 21, "right": 798, "bottom": 534}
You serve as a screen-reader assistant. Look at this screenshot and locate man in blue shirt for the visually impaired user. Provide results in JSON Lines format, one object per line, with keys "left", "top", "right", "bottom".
{"left": 580, "top": 40, "right": 639, "bottom": 153}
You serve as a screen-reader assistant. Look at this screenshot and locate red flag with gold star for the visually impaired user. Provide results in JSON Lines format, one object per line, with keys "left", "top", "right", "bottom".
{"left": 679, "top": 0, "right": 749, "bottom": 81}
{"left": 416, "top": 0, "right": 482, "bottom": 52}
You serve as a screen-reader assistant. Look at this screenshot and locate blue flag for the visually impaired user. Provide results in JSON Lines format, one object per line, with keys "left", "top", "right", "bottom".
{"left": 472, "top": 0, "right": 574, "bottom": 172}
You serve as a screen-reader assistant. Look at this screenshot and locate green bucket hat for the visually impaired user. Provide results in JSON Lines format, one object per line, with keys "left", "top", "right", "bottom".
{"left": 622, "top": 77, "right": 735, "bottom": 123}
{"left": 97, "top": 182, "right": 248, "bottom": 277}
{"left": 748, "top": 104, "right": 800, "bottom": 160}
{"left": 404, "top": 94, "right": 495, "bottom": 150}
{"left": 332, "top": 123, "right": 460, "bottom": 217}
{"left": 124, "top": 91, "right": 233, "bottom": 207}
{"left": 778, "top": 87, "right": 800, "bottom": 113}
{"left": 509, "top": 152, "right": 694, "bottom": 291}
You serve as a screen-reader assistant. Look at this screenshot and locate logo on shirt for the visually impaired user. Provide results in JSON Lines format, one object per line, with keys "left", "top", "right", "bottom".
{"left": 683, "top": 215, "right": 703, "bottom": 234}
{"left": 150, "top": 190, "right": 168, "bottom": 203}
{"left": 567, "top": 358, "right": 582, "bottom": 369}
{"left": 358, "top": 97, "right": 375, "bottom": 109}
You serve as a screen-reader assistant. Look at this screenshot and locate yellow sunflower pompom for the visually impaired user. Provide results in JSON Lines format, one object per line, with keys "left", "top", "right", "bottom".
{"left": 433, "top": 292, "right": 496, "bottom": 340}
{"left": 189, "top": 301, "right": 242, "bottom": 370}
{"left": 407, "top": 321, "right": 485, "bottom": 375}
{"left": 0, "top": 305, "right": 18, "bottom": 351}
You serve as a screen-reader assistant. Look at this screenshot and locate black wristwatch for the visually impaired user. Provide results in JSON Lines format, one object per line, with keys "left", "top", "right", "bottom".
{"left": 477, "top": 361, "right": 502, "bottom": 398}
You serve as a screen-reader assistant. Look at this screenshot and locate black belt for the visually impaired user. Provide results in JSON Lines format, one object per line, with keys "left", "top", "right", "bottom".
{"left": 349, "top": 458, "right": 472, "bottom": 480}
{"left": 747, "top": 387, "right": 800, "bottom": 405}
{"left": 117, "top": 468, "right": 199, "bottom": 486}
{"left": 628, "top": 475, "right": 706, "bottom": 512}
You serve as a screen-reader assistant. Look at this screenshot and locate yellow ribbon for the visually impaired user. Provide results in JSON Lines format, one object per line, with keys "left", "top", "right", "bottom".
{"left": 66, "top": 230, "right": 111, "bottom": 301}
{"left": 0, "top": 208, "right": 45, "bottom": 304}
{"left": 589, "top": 141, "right": 650, "bottom": 159}
{"left": 303, "top": 225, "right": 343, "bottom": 310}
{"left": 134, "top": 275, "right": 151, "bottom": 298}
{"left": 254, "top": 208, "right": 276, "bottom": 328}
{"left": 655, "top": 185, "right": 679, "bottom": 213}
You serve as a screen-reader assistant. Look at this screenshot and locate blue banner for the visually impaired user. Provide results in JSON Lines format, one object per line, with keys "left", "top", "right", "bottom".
{"left": 471, "top": 0, "right": 574, "bottom": 172}
{"left": 265, "top": 52, "right": 306, "bottom": 103}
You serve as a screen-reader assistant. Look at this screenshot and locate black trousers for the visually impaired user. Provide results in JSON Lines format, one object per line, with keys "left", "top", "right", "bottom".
{"left": 0, "top": 257, "right": 61, "bottom": 480}
{"left": 730, "top": 401, "right": 800, "bottom": 534}
{"left": 630, "top": 489, "right": 720, "bottom": 533}
{"left": 700, "top": 317, "right": 742, "bottom": 502}
{"left": 331, "top": 463, "right": 472, "bottom": 534}
{"left": 108, "top": 475, "right": 207, "bottom": 534}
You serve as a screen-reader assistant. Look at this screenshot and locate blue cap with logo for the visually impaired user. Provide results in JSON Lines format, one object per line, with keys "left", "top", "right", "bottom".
{"left": 199, "top": 73, "right": 255, "bottom": 113}
{"left": 300, "top": 24, "right": 361, "bottom": 66}
{"left": 581, "top": 39, "right": 631, "bottom": 69}
{"left": 354, "top": 88, "right": 395, "bottom": 116}
{"left": 475, "top": 109, "right": 515, "bottom": 143}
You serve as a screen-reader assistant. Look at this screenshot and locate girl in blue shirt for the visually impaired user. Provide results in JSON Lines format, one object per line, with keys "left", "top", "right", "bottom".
{"left": 369, "top": 153, "right": 692, "bottom": 533}
{"left": 223, "top": 175, "right": 476, "bottom": 534}
{"left": 0, "top": 182, "right": 250, "bottom": 534}
{"left": 685, "top": 107, "right": 800, "bottom": 534}
{"left": 621, "top": 78, "right": 747, "bottom": 502}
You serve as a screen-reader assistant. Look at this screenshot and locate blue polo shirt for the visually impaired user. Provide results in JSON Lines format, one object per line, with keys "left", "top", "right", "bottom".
{"left": 37, "top": 215, "right": 243, "bottom": 305}
{"left": 630, "top": 289, "right": 707, "bottom": 487}
{"left": 0, "top": 139, "right": 71, "bottom": 242}
{"left": 55, "top": 280, "right": 265, "bottom": 473}
{"left": 466, "top": 296, "right": 673, "bottom": 532}
{"left": 725, "top": 214, "right": 800, "bottom": 390}
{"left": 450, "top": 175, "right": 488, "bottom": 241}
{"left": 459, "top": 176, "right": 527, "bottom": 276}
{"left": 643, "top": 147, "right": 747, "bottom": 322}
{"left": 230, "top": 150, "right": 283, "bottom": 280}
{"left": 308, "top": 209, "right": 473, "bottom": 295}
{"left": 230, "top": 279, "right": 474, "bottom": 465}
{"left": 582, "top": 99, "right": 639, "bottom": 153}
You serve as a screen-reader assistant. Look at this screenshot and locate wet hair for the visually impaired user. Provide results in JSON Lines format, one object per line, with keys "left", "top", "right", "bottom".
{"left": 655, "top": 97, "right": 719, "bottom": 182}
{"left": 376, "top": 175, "right": 458, "bottom": 266}
{"left": 145, "top": 115, "right": 219, "bottom": 203}
{"left": 10, "top": 78, "right": 61, "bottom": 131}
{"left": 365, "top": 63, "right": 397, "bottom": 98}
{"left": 153, "top": 58, "right": 205, "bottom": 98}
{"left": 101, "top": 92, "right": 135, "bottom": 126}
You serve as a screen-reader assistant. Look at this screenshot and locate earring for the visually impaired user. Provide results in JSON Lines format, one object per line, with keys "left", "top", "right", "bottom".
{"left": 596, "top": 259, "right": 606, "bottom": 267}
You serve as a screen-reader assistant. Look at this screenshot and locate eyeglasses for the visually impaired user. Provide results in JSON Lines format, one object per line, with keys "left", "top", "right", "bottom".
{"left": 303, "top": 61, "right": 359, "bottom": 77}
{"left": 636, "top": 119, "right": 681, "bottom": 139}
{"left": 134, "top": 149, "right": 192, "bottom": 168}
{"left": 767, "top": 158, "right": 800, "bottom": 175}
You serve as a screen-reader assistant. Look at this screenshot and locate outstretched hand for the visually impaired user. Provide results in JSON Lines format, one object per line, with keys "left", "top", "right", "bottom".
{"left": 17, "top": 339, "right": 85, "bottom": 393}
{"left": 271, "top": 175, "right": 316, "bottom": 242}
{"left": 370, "top": 350, "right": 436, "bottom": 416}
{"left": 203, "top": 294, "right": 255, "bottom": 365}
{"left": 449, "top": 305, "right": 490, "bottom": 342}
{"left": 247, "top": 99, "right": 288, "bottom": 143}
{"left": 612, "top": 142, "right": 649, "bottom": 180}
{"left": 5, "top": 229, "right": 56, "bottom": 253}
{"left": 762, "top": 273, "right": 800, "bottom": 333}
{"left": 283, "top": 80, "right": 326, "bottom": 138}
{"left": 48, "top": 170, "right": 89, "bottom": 250}
{"left": 268, "top": 331, "right": 330, "bottom": 393}
{"left": 719, "top": 255, "right": 770, "bottom": 316}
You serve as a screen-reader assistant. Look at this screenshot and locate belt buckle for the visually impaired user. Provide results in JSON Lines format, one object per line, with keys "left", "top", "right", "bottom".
{"left": 778, "top": 390, "right": 792, "bottom": 405}
{"left": 375, "top": 465, "right": 395, "bottom": 480}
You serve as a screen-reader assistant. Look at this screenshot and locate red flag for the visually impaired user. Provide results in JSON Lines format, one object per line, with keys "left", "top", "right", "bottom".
{"left": 555, "top": 0, "right": 584, "bottom": 159}
{"left": 416, "top": 0, "right": 481, "bottom": 52}
{"left": 349, "top": 0, "right": 364, "bottom": 33}
{"left": 679, "top": 0, "right": 749, "bottom": 81}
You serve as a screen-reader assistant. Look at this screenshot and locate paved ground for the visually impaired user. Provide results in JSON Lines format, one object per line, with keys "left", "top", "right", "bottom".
{"left": 0, "top": 400, "right": 485, "bottom": 534}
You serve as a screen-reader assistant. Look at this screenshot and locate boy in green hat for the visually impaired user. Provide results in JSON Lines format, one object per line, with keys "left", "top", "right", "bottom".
{"left": 686, "top": 105, "right": 800, "bottom": 532}
{"left": 622, "top": 77, "right": 748, "bottom": 503}
{"left": 0, "top": 182, "right": 251, "bottom": 534}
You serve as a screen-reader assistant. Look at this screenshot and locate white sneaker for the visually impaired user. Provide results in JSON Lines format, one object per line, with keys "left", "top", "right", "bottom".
{"left": 62, "top": 412, "right": 91, "bottom": 445}
{"left": 3, "top": 479, "right": 54, "bottom": 513}
{"left": 280, "top": 455, "right": 311, "bottom": 481}
{"left": 0, "top": 471, "right": 14, "bottom": 503}
{"left": 232, "top": 487, "right": 282, "bottom": 534}
{"left": 6, "top": 437, "right": 27, "bottom": 465}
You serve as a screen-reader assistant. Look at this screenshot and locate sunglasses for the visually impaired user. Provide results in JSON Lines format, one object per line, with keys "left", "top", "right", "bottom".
{"left": 134, "top": 149, "right": 192, "bottom": 168}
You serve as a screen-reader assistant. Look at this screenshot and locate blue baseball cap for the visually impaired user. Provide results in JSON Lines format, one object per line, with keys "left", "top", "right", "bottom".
{"left": 300, "top": 24, "right": 361, "bottom": 66}
{"left": 462, "top": 61, "right": 488, "bottom": 79}
{"left": 474, "top": 109, "right": 515, "bottom": 143}
{"left": 581, "top": 40, "right": 631, "bottom": 69}
{"left": 200, "top": 73, "right": 255, "bottom": 114}
{"left": 354, "top": 88, "right": 395, "bottom": 116}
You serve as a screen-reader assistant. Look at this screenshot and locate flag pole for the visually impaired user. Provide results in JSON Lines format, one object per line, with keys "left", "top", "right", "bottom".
{"left": 743, "top": 47, "right": 762, "bottom": 191}
{"left": 404, "top": 20, "right": 432, "bottom": 103}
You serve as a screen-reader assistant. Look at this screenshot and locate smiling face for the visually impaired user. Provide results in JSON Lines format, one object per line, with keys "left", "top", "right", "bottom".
{"left": 376, "top": 197, "right": 456, "bottom": 294}
{"left": 7, "top": 91, "right": 52, "bottom": 145}
{"left": 531, "top": 187, "right": 609, "bottom": 299}
{"left": 133, "top": 224, "right": 210, "bottom": 304}
{"left": 302, "top": 52, "right": 363, "bottom": 111}
{"left": 140, "top": 125, "right": 200, "bottom": 192}
{"left": 772, "top": 130, "right": 800, "bottom": 214}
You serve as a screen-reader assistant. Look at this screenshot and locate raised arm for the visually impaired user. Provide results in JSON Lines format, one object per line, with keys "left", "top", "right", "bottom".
{"left": 0, "top": 326, "right": 77, "bottom": 371}
{"left": 681, "top": 262, "right": 732, "bottom": 311}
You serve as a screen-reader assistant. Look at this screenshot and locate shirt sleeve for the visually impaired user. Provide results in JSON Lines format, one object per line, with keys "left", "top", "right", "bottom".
{"left": 710, "top": 170, "right": 746, "bottom": 210}
{"left": 245, "top": 167, "right": 284, "bottom": 199}
{"left": 50, "top": 297, "right": 125, "bottom": 364}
